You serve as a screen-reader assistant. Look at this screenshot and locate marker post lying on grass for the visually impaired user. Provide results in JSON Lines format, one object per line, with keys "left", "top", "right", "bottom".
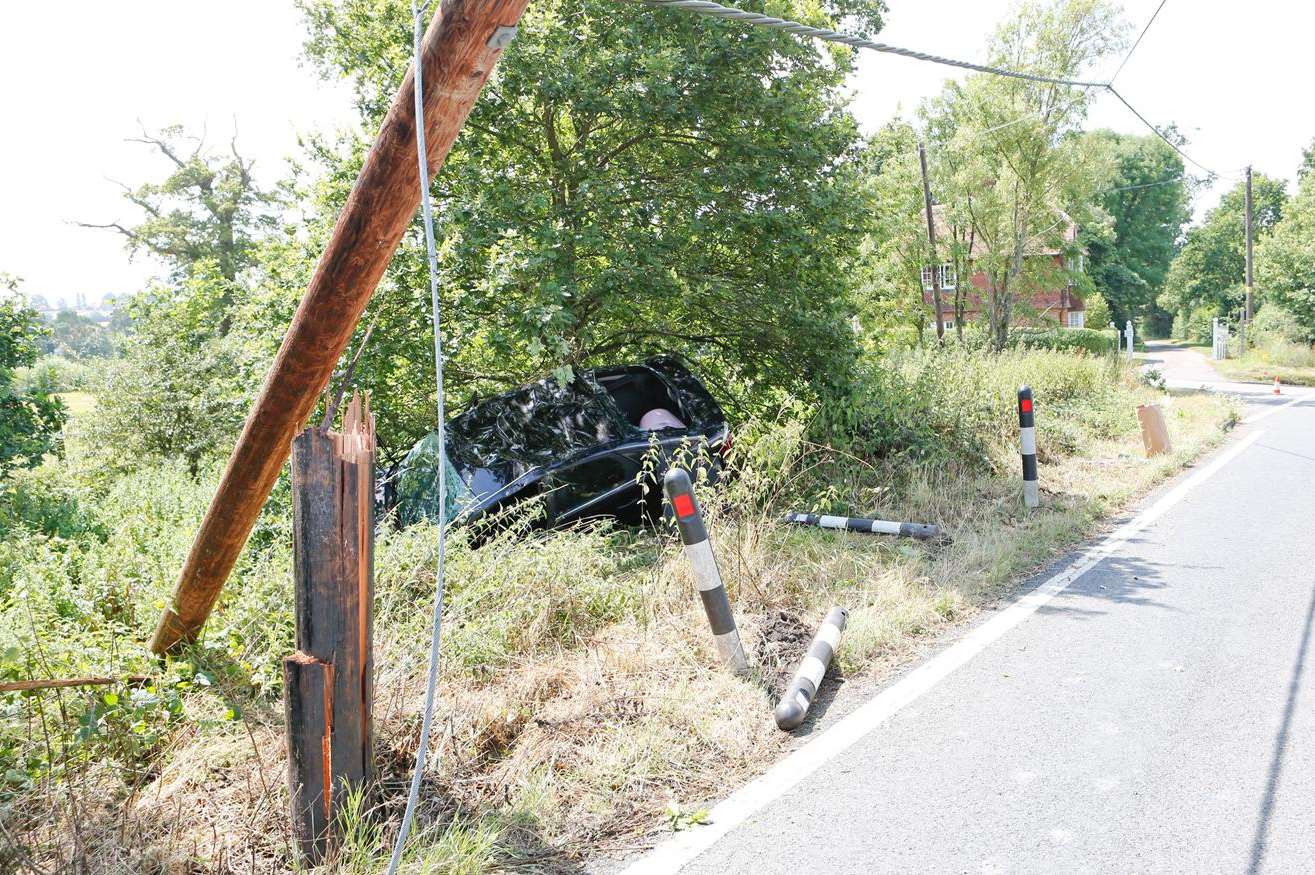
{"left": 783, "top": 512, "right": 941, "bottom": 540}
{"left": 664, "top": 468, "right": 750, "bottom": 676}
{"left": 1018, "top": 385, "right": 1039, "bottom": 509}
{"left": 775, "top": 606, "right": 847, "bottom": 731}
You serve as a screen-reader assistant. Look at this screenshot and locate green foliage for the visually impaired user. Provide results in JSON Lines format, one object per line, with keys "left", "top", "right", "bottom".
{"left": 14, "top": 355, "right": 97, "bottom": 395}
{"left": 1083, "top": 290, "right": 1111, "bottom": 327}
{"left": 817, "top": 346, "right": 1126, "bottom": 469}
{"left": 80, "top": 264, "right": 259, "bottom": 477}
{"left": 1253, "top": 304, "right": 1308, "bottom": 346}
{"left": 1007, "top": 326, "right": 1116, "bottom": 355}
{"left": 1177, "top": 305, "right": 1217, "bottom": 345}
{"left": 297, "top": 0, "right": 883, "bottom": 449}
{"left": 1081, "top": 130, "right": 1191, "bottom": 325}
{"left": 43, "top": 311, "right": 114, "bottom": 359}
{"left": 916, "top": 0, "right": 1125, "bottom": 350}
{"left": 1256, "top": 150, "right": 1315, "bottom": 341}
{"left": 1, "top": 283, "right": 67, "bottom": 475}
{"left": 80, "top": 126, "right": 278, "bottom": 291}
{"left": 1161, "top": 173, "right": 1288, "bottom": 324}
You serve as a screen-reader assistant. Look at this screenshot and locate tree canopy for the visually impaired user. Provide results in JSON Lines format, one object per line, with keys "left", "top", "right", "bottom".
{"left": 1160, "top": 173, "right": 1287, "bottom": 322}
{"left": 1256, "top": 141, "right": 1315, "bottom": 340}
{"left": 911, "top": 0, "right": 1123, "bottom": 348}
{"left": 297, "top": 0, "right": 884, "bottom": 451}
{"left": 0, "top": 276, "right": 66, "bottom": 474}
{"left": 1080, "top": 130, "right": 1191, "bottom": 329}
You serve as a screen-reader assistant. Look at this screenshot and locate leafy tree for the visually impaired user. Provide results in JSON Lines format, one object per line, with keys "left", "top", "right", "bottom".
{"left": 1080, "top": 130, "right": 1191, "bottom": 330}
{"left": 297, "top": 0, "right": 883, "bottom": 451}
{"left": 81, "top": 264, "right": 257, "bottom": 477}
{"left": 921, "top": 0, "right": 1124, "bottom": 350}
{"left": 79, "top": 125, "right": 279, "bottom": 334}
{"left": 43, "top": 310, "right": 115, "bottom": 359}
{"left": 1256, "top": 151, "right": 1315, "bottom": 340}
{"left": 852, "top": 122, "right": 936, "bottom": 348}
{"left": 0, "top": 275, "right": 67, "bottom": 474}
{"left": 1160, "top": 173, "right": 1287, "bottom": 328}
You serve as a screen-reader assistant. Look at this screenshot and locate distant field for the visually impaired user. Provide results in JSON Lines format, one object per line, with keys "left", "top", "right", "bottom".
{"left": 56, "top": 391, "right": 97, "bottom": 416}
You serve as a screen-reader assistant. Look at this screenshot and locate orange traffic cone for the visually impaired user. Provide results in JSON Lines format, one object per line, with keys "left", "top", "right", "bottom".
{"left": 1273, "top": 377, "right": 1282, "bottom": 395}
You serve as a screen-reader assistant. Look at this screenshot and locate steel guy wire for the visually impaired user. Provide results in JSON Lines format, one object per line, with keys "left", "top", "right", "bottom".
{"left": 385, "top": 2, "right": 449, "bottom": 872}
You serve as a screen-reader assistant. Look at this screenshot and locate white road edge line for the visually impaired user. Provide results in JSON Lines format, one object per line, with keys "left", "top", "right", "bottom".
{"left": 1242, "top": 393, "right": 1308, "bottom": 424}
{"left": 620, "top": 429, "right": 1266, "bottom": 875}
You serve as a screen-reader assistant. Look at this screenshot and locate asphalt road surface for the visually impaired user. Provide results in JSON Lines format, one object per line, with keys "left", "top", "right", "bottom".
{"left": 636, "top": 347, "right": 1315, "bottom": 874}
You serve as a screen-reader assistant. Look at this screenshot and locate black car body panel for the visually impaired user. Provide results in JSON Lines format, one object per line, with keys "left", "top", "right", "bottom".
{"left": 387, "top": 356, "right": 728, "bottom": 527}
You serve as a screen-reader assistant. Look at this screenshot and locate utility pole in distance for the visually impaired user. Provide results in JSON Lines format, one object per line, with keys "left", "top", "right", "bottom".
{"left": 919, "top": 143, "right": 945, "bottom": 341}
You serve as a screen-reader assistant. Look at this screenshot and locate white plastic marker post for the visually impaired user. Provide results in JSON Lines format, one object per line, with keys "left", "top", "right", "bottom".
{"left": 774, "top": 607, "right": 847, "bottom": 731}
{"left": 1125, "top": 319, "right": 1135, "bottom": 356}
{"left": 620, "top": 430, "right": 1265, "bottom": 875}
{"left": 783, "top": 512, "right": 941, "bottom": 540}
{"left": 664, "top": 468, "right": 749, "bottom": 675}
{"left": 1018, "top": 385, "right": 1039, "bottom": 509}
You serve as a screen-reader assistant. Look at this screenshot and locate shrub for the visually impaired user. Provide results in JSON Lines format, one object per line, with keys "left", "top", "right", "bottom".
{"left": 1185, "top": 307, "right": 1216, "bottom": 344}
{"left": 1083, "top": 291, "right": 1111, "bottom": 327}
{"left": 1254, "top": 304, "right": 1308, "bottom": 346}
{"left": 1007, "top": 327, "right": 1117, "bottom": 355}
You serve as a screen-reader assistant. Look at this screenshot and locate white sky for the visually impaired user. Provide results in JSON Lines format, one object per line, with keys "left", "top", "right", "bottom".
{"left": 1, "top": 1, "right": 1310, "bottom": 305}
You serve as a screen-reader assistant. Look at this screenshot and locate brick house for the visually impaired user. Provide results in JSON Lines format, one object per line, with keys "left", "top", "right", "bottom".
{"left": 922, "top": 210, "right": 1087, "bottom": 331}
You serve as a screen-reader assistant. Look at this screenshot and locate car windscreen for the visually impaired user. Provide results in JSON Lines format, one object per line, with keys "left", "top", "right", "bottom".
{"left": 446, "top": 372, "right": 633, "bottom": 471}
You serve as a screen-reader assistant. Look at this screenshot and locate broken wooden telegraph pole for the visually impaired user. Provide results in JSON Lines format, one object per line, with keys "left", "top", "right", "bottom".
{"left": 285, "top": 394, "right": 376, "bottom": 863}
{"left": 149, "top": 0, "right": 530, "bottom": 654}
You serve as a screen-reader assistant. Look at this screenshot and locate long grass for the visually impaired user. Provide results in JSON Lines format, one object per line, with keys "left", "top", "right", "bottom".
{"left": 0, "top": 351, "right": 1238, "bottom": 873}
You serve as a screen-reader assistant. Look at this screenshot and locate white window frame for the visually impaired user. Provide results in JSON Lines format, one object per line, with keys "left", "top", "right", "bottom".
{"left": 1067, "top": 310, "right": 1085, "bottom": 328}
{"left": 921, "top": 263, "right": 957, "bottom": 291}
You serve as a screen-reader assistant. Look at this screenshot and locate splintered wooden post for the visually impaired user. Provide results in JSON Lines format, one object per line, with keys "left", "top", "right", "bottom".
{"left": 284, "top": 393, "right": 376, "bottom": 864}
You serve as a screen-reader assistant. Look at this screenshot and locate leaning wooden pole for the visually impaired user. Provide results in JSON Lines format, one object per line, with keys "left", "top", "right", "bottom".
{"left": 149, "top": 0, "right": 529, "bottom": 654}
{"left": 285, "top": 394, "right": 376, "bottom": 863}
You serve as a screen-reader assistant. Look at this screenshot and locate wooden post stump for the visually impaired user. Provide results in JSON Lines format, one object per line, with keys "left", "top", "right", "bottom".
{"left": 284, "top": 393, "right": 376, "bottom": 864}
{"left": 1137, "top": 403, "right": 1172, "bottom": 457}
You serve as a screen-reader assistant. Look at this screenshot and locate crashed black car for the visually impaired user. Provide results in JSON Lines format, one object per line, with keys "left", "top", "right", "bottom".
{"left": 384, "top": 356, "right": 729, "bottom": 528}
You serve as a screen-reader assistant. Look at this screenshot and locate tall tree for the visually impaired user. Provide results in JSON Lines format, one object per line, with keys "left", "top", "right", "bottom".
{"left": 1160, "top": 173, "right": 1287, "bottom": 327}
{"left": 297, "top": 0, "right": 883, "bottom": 449}
{"left": 79, "top": 125, "right": 278, "bottom": 333}
{"left": 924, "top": 0, "right": 1124, "bottom": 349}
{"left": 0, "top": 275, "right": 67, "bottom": 474}
{"left": 1080, "top": 130, "right": 1191, "bottom": 330}
{"left": 1256, "top": 140, "right": 1315, "bottom": 340}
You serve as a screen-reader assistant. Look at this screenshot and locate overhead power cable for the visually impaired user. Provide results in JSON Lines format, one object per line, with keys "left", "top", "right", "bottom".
{"left": 1105, "top": 87, "right": 1215, "bottom": 176}
{"left": 1110, "top": 0, "right": 1168, "bottom": 84}
{"left": 631, "top": 0, "right": 1221, "bottom": 178}
{"left": 634, "top": 0, "right": 1109, "bottom": 89}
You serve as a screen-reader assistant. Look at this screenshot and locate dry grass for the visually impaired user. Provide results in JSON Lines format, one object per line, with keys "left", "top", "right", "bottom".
{"left": 1, "top": 381, "right": 1238, "bottom": 874}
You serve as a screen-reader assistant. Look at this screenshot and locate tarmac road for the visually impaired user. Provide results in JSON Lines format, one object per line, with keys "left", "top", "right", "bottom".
{"left": 627, "top": 346, "right": 1315, "bottom": 874}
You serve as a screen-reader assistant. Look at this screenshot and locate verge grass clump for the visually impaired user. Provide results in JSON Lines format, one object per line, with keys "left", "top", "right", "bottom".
{"left": 2, "top": 346, "right": 1239, "bottom": 873}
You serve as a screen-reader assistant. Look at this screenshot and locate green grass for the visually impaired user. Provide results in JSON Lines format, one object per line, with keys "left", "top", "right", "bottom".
{"left": 0, "top": 350, "right": 1240, "bottom": 873}
{"left": 54, "top": 390, "right": 97, "bottom": 416}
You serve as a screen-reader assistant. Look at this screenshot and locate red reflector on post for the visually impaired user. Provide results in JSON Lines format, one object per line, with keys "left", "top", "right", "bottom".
{"left": 1021, "top": 398, "right": 1033, "bottom": 413}
{"left": 673, "top": 493, "right": 696, "bottom": 518}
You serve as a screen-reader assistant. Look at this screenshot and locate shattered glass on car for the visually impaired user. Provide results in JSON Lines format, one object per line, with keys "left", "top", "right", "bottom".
{"left": 386, "top": 357, "right": 728, "bottom": 528}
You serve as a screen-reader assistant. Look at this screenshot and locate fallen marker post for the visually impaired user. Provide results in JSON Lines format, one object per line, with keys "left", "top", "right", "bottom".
{"left": 1018, "top": 385, "right": 1039, "bottom": 509}
{"left": 664, "top": 467, "right": 750, "bottom": 676}
{"left": 783, "top": 512, "right": 941, "bottom": 541}
{"left": 774, "top": 606, "right": 847, "bottom": 731}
